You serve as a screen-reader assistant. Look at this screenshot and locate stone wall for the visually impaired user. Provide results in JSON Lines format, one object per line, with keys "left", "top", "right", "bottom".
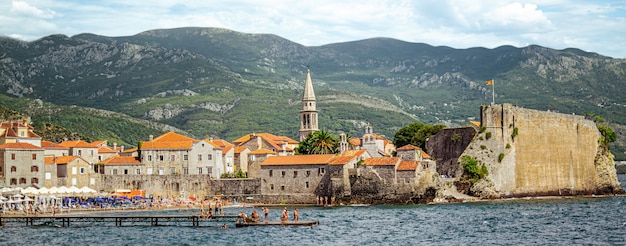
{"left": 462, "top": 104, "right": 623, "bottom": 197}
{"left": 100, "top": 175, "right": 260, "bottom": 198}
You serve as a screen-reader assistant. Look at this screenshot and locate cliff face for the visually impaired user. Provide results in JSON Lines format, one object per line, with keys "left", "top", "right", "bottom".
{"left": 462, "top": 104, "right": 623, "bottom": 197}
{"left": 426, "top": 127, "right": 477, "bottom": 178}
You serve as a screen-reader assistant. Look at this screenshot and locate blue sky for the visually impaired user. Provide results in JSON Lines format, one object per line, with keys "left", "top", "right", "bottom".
{"left": 1, "top": 0, "right": 625, "bottom": 58}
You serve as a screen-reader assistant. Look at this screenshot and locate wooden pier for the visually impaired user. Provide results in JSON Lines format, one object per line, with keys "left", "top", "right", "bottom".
{"left": 0, "top": 215, "right": 240, "bottom": 227}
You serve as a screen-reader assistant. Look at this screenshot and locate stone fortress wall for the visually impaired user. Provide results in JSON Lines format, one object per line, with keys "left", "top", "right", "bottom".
{"left": 465, "top": 104, "right": 622, "bottom": 197}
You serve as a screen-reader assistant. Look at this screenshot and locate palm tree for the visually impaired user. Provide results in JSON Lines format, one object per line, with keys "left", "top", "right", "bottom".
{"left": 296, "top": 130, "right": 339, "bottom": 154}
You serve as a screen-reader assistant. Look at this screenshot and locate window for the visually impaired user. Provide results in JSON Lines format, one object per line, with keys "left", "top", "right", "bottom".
{"left": 32, "top": 154, "right": 37, "bottom": 160}
{"left": 147, "top": 155, "right": 152, "bottom": 161}
{"left": 306, "top": 182, "right": 309, "bottom": 188}
{"left": 80, "top": 167, "right": 85, "bottom": 174}
{"left": 19, "top": 178, "right": 26, "bottom": 184}
{"left": 294, "top": 171, "right": 298, "bottom": 178}
{"left": 11, "top": 153, "right": 15, "bottom": 160}
{"left": 136, "top": 169, "right": 141, "bottom": 175}
{"left": 208, "top": 154, "right": 212, "bottom": 160}
{"left": 158, "top": 169, "right": 164, "bottom": 175}
{"left": 170, "top": 167, "right": 176, "bottom": 174}
{"left": 78, "top": 150, "right": 82, "bottom": 156}
{"left": 281, "top": 185, "right": 285, "bottom": 191}
{"left": 98, "top": 155, "right": 102, "bottom": 161}
{"left": 183, "top": 168, "right": 188, "bottom": 175}
{"left": 124, "top": 169, "right": 129, "bottom": 175}
{"left": 72, "top": 167, "right": 77, "bottom": 175}
{"left": 170, "top": 155, "right": 175, "bottom": 161}
{"left": 10, "top": 166, "right": 16, "bottom": 172}
{"left": 183, "top": 155, "right": 188, "bottom": 161}
{"left": 159, "top": 155, "right": 164, "bottom": 161}
{"left": 90, "top": 178, "right": 95, "bottom": 185}
{"left": 207, "top": 167, "right": 213, "bottom": 175}
{"left": 31, "top": 177, "right": 39, "bottom": 184}
{"left": 112, "top": 169, "right": 118, "bottom": 175}
{"left": 31, "top": 166, "right": 39, "bottom": 172}
{"left": 147, "top": 168, "right": 153, "bottom": 175}
{"left": 306, "top": 170, "right": 311, "bottom": 177}
{"left": 198, "top": 154, "right": 202, "bottom": 161}
{"left": 45, "top": 172, "right": 51, "bottom": 180}
{"left": 90, "top": 150, "right": 94, "bottom": 156}
{"left": 270, "top": 184, "right": 274, "bottom": 190}
{"left": 71, "top": 178, "right": 76, "bottom": 186}
{"left": 198, "top": 168, "right": 203, "bottom": 174}
{"left": 10, "top": 178, "right": 17, "bottom": 185}
{"left": 269, "top": 170, "right": 273, "bottom": 177}
{"left": 281, "top": 171, "right": 286, "bottom": 177}
{"left": 319, "top": 168, "right": 325, "bottom": 176}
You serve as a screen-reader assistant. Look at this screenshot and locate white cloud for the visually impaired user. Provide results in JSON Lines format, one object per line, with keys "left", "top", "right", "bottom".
{"left": 0, "top": 0, "right": 624, "bottom": 58}
{"left": 10, "top": 0, "right": 56, "bottom": 18}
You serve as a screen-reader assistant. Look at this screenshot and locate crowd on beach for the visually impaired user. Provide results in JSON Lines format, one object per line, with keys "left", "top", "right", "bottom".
{"left": 0, "top": 193, "right": 239, "bottom": 217}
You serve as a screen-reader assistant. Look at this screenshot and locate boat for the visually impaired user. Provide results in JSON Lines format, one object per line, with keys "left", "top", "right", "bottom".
{"left": 235, "top": 220, "right": 319, "bottom": 227}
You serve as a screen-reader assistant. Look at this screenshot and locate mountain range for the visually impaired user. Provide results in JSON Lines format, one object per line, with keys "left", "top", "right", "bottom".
{"left": 0, "top": 27, "right": 625, "bottom": 159}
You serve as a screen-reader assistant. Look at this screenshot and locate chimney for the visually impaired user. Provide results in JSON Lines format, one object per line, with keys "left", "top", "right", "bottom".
{"left": 113, "top": 142, "right": 117, "bottom": 152}
{"left": 121, "top": 145, "right": 124, "bottom": 152}
{"left": 149, "top": 135, "right": 153, "bottom": 141}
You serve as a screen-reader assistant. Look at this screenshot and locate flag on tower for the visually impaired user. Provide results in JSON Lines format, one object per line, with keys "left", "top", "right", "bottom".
{"left": 485, "top": 79, "right": 494, "bottom": 85}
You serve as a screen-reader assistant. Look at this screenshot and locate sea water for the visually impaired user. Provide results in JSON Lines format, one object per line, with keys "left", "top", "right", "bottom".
{"left": 2, "top": 175, "right": 626, "bottom": 245}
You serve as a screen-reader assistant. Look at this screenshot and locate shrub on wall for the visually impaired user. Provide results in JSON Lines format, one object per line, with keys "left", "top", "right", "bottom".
{"left": 498, "top": 153, "right": 505, "bottom": 162}
{"left": 460, "top": 155, "right": 488, "bottom": 183}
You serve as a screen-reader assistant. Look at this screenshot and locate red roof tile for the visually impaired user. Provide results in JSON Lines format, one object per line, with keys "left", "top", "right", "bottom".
{"left": 59, "top": 140, "right": 96, "bottom": 148}
{"left": 329, "top": 155, "right": 355, "bottom": 165}
{"left": 397, "top": 160, "right": 420, "bottom": 171}
{"left": 98, "top": 146, "right": 117, "bottom": 153}
{"left": 44, "top": 156, "right": 79, "bottom": 165}
{"left": 0, "top": 142, "right": 42, "bottom": 150}
{"left": 363, "top": 157, "right": 400, "bottom": 166}
{"left": 41, "top": 141, "right": 68, "bottom": 149}
{"left": 249, "top": 148, "right": 277, "bottom": 155}
{"left": 397, "top": 144, "right": 419, "bottom": 151}
{"left": 100, "top": 156, "right": 142, "bottom": 165}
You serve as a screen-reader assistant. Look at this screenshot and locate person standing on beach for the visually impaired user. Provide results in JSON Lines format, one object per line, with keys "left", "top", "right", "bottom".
{"left": 281, "top": 207, "right": 288, "bottom": 221}
{"left": 293, "top": 208, "right": 299, "bottom": 222}
{"left": 263, "top": 207, "right": 269, "bottom": 221}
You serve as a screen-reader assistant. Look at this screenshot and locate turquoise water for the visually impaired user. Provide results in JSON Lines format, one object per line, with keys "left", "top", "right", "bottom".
{"left": 2, "top": 175, "right": 626, "bottom": 245}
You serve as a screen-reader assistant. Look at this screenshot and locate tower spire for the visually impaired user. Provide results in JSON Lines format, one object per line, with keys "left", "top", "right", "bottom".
{"left": 299, "top": 68, "right": 319, "bottom": 141}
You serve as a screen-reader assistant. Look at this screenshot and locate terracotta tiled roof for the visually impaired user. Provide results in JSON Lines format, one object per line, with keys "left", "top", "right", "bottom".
{"left": 141, "top": 141, "right": 194, "bottom": 149}
{"left": 221, "top": 145, "right": 233, "bottom": 155}
{"left": 234, "top": 146, "right": 249, "bottom": 154}
{"left": 329, "top": 155, "right": 354, "bottom": 165}
{"left": 397, "top": 144, "right": 419, "bottom": 151}
{"left": 98, "top": 146, "right": 117, "bottom": 153}
{"left": 123, "top": 147, "right": 138, "bottom": 153}
{"left": 341, "top": 149, "right": 367, "bottom": 157}
{"left": 233, "top": 133, "right": 299, "bottom": 145}
{"left": 261, "top": 154, "right": 334, "bottom": 166}
{"left": 41, "top": 141, "right": 68, "bottom": 149}
{"left": 141, "top": 132, "right": 199, "bottom": 150}
{"left": 91, "top": 140, "right": 107, "bottom": 147}
{"left": 397, "top": 160, "right": 420, "bottom": 171}
{"left": 210, "top": 139, "right": 232, "bottom": 148}
{"left": 470, "top": 121, "right": 480, "bottom": 127}
{"left": 100, "top": 155, "right": 142, "bottom": 165}
{"left": 0, "top": 122, "right": 41, "bottom": 139}
{"left": 153, "top": 132, "right": 199, "bottom": 143}
{"left": 59, "top": 140, "right": 97, "bottom": 148}
{"left": 363, "top": 157, "right": 400, "bottom": 166}
{"left": 349, "top": 138, "right": 361, "bottom": 147}
{"left": 421, "top": 151, "right": 431, "bottom": 159}
{"left": 0, "top": 142, "right": 42, "bottom": 150}
{"left": 44, "top": 156, "right": 79, "bottom": 165}
{"left": 249, "top": 148, "right": 277, "bottom": 155}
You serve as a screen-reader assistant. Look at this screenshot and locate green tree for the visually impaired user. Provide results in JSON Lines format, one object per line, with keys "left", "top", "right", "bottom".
{"left": 296, "top": 130, "right": 339, "bottom": 154}
{"left": 393, "top": 122, "right": 446, "bottom": 149}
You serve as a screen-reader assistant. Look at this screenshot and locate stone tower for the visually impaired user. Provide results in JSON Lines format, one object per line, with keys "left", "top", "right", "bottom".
{"left": 299, "top": 68, "right": 319, "bottom": 141}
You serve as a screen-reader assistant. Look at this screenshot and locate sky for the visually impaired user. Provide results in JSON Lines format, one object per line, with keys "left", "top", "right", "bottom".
{"left": 1, "top": 0, "right": 625, "bottom": 58}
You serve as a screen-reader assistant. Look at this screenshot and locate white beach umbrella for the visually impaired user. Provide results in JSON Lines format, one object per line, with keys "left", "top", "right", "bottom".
{"left": 38, "top": 187, "right": 49, "bottom": 194}
{"left": 12, "top": 194, "right": 23, "bottom": 198}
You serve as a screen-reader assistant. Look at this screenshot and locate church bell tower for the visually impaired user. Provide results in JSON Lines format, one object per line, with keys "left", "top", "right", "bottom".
{"left": 299, "top": 68, "right": 319, "bottom": 141}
